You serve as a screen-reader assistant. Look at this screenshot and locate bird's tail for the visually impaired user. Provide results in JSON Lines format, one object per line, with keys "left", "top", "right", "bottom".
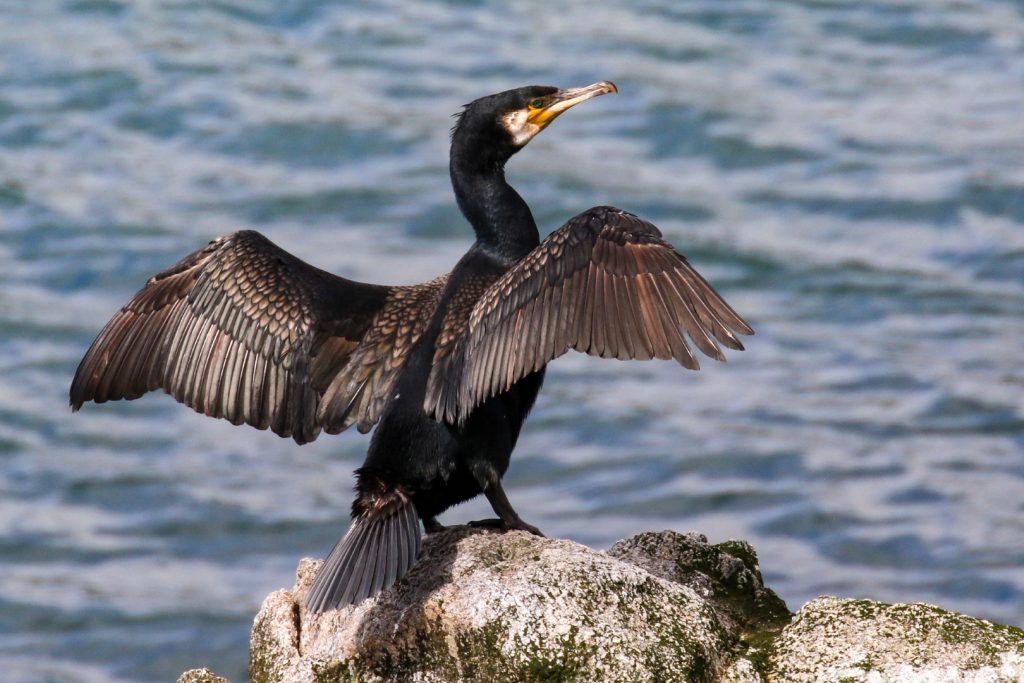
{"left": 304, "top": 468, "right": 421, "bottom": 613}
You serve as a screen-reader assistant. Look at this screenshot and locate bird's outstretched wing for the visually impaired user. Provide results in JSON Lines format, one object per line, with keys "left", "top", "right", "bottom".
{"left": 70, "top": 230, "right": 444, "bottom": 444}
{"left": 425, "top": 207, "right": 753, "bottom": 424}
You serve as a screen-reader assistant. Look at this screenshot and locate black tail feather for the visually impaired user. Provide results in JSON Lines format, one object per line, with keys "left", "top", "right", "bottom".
{"left": 305, "top": 482, "right": 421, "bottom": 613}
{"left": 383, "top": 514, "right": 398, "bottom": 589}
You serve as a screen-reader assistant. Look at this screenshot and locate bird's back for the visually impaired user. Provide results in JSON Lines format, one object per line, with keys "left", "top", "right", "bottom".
{"left": 362, "top": 246, "right": 536, "bottom": 478}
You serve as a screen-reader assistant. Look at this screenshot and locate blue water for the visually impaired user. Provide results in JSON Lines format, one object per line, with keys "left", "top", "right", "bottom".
{"left": 2, "top": 1, "right": 1023, "bottom": 681}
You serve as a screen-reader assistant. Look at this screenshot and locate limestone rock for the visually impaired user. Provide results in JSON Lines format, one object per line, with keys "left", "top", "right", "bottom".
{"left": 178, "top": 529, "right": 1024, "bottom": 683}
{"left": 608, "top": 531, "right": 790, "bottom": 639}
{"left": 250, "top": 527, "right": 751, "bottom": 683}
{"left": 176, "top": 669, "right": 229, "bottom": 683}
{"left": 766, "top": 596, "right": 1024, "bottom": 682}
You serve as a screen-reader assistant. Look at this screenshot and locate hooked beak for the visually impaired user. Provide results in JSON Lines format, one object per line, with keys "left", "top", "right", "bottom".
{"left": 527, "top": 81, "right": 618, "bottom": 129}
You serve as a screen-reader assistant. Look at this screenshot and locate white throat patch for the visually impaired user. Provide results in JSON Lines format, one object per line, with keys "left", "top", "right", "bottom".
{"left": 501, "top": 109, "right": 541, "bottom": 147}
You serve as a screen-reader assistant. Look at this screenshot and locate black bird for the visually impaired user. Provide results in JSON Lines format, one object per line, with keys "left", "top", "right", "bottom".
{"left": 69, "top": 82, "right": 753, "bottom": 612}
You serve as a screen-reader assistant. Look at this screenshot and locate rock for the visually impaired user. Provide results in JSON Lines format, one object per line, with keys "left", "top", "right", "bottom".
{"left": 608, "top": 531, "right": 790, "bottom": 639}
{"left": 766, "top": 596, "right": 1024, "bottom": 682}
{"left": 176, "top": 669, "right": 229, "bottom": 683}
{"left": 250, "top": 528, "right": 749, "bottom": 683}
{"left": 179, "top": 529, "right": 1024, "bottom": 683}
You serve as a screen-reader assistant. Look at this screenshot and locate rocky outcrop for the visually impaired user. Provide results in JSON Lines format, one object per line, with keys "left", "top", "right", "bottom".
{"left": 176, "top": 669, "right": 228, "bottom": 683}
{"left": 765, "top": 597, "right": 1024, "bottom": 682}
{"left": 607, "top": 532, "right": 790, "bottom": 640}
{"left": 250, "top": 528, "right": 770, "bottom": 682}
{"left": 183, "top": 528, "right": 1024, "bottom": 683}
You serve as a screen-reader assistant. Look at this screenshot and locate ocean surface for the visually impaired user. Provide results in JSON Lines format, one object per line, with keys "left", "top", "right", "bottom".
{"left": 2, "top": 1, "right": 1023, "bottom": 681}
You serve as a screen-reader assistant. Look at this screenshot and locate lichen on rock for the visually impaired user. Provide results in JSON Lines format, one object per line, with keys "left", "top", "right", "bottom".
{"left": 179, "top": 529, "right": 1024, "bottom": 683}
{"left": 608, "top": 531, "right": 791, "bottom": 640}
{"left": 250, "top": 527, "right": 743, "bottom": 683}
{"left": 767, "top": 596, "right": 1024, "bottom": 682}
{"left": 176, "top": 668, "right": 229, "bottom": 683}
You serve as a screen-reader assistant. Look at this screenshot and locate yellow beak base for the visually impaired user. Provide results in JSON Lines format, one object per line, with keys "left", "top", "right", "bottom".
{"left": 527, "top": 81, "right": 618, "bottom": 128}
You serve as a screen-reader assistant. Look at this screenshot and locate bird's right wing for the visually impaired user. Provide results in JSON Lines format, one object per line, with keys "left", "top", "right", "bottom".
{"left": 70, "top": 230, "right": 444, "bottom": 444}
{"left": 425, "top": 207, "right": 753, "bottom": 424}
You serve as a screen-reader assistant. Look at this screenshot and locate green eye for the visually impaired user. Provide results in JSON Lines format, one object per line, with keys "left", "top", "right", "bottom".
{"left": 529, "top": 98, "right": 543, "bottom": 109}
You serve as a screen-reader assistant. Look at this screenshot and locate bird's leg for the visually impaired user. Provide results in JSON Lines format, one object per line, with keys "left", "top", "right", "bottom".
{"left": 423, "top": 516, "right": 446, "bottom": 534}
{"left": 468, "top": 479, "right": 544, "bottom": 537}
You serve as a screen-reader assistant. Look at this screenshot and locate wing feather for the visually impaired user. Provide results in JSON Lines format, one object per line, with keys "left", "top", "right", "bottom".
{"left": 315, "top": 276, "right": 446, "bottom": 435}
{"left": 425, "top": 207, "right": 753, "bottom": 423}
{"left": 71, "top": 230, "right": 443, "bottom": 443}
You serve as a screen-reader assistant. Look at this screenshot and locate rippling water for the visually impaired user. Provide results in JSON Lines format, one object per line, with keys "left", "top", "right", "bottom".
{"left": 2, "top": 1, "right": 1023, "bottom": 681}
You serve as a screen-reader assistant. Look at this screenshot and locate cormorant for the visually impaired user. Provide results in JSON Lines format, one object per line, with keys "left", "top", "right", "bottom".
{"left": 69, "top": 82, "right": 753, "bottom": 612}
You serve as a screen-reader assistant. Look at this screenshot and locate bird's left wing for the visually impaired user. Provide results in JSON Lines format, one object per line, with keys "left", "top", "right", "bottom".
{"left": 70, "top": 230, "right": 444, "bottom": 443}
{"left": 425, "top": 206, "right": 753, "bottom": 424}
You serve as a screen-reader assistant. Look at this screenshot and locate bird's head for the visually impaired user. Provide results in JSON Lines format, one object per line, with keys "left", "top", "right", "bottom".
{"left": 452, "top": 81, "right": 618, "bottom": 164}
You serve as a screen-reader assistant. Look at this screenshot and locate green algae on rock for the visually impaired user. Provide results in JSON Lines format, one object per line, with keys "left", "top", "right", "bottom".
{"left": 608, "top": 531, "right": 791, "bottom": 640}
{"left": 179, "top": 530, "right": 1024, "bottom": 683}
{"left": 767, "top": 596, "right": 1024, "bottom": 682}
{"left": 250, "top": 527, "right": 740, "bottom": 683}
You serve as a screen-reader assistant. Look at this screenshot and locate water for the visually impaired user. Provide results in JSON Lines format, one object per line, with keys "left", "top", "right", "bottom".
{"left": 2, "top": 1, "right": 1023, "bottom": 680}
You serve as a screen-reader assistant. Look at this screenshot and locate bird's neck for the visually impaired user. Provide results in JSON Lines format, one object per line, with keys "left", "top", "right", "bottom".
{"left": 450, "top": 156, "right": 539, "bottom": 263}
